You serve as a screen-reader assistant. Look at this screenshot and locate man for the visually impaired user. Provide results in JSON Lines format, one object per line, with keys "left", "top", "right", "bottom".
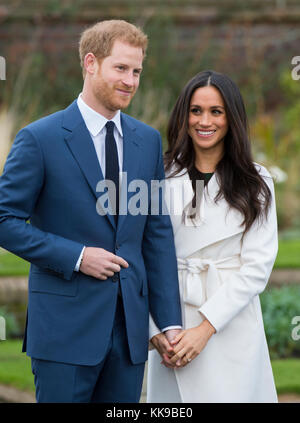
{"left": 0, "top": 20, "right": 182, "bottom": 403}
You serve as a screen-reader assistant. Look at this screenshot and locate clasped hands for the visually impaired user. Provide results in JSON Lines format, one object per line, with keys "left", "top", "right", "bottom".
{"left": 151, "top": 321, "right": 216, "bottom": 369}
{"left": 80, "top": 248, "right": 217, "bottom": 368}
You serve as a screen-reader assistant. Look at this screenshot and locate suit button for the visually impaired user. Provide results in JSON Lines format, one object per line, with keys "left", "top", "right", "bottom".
{"left": 112, "top": 273, "right": 119, "bottom": 282}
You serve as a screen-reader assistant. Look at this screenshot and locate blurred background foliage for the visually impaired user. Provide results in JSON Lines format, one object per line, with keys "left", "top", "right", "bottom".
{"left": 261, "top": 285, "right": 300, "bottom": 359}
{"left": 0, "top": 306, "right": 20, "bottom": 339}
{"left": 0, "top": 0, "right": 299, "bottom": 232}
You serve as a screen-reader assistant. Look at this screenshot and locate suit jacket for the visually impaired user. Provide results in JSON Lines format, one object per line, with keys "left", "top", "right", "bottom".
{"left": 0, "top": 100, "right": 182, "bottom": 365}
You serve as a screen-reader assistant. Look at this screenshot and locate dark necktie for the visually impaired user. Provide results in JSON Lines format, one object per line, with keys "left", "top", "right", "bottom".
{"left": 105, "top": 121, "right": 119, "bottom": 221}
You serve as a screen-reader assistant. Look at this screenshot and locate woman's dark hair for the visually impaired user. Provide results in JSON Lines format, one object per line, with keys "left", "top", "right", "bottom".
{"left": 165, "top": 70, "right": 271, "bottom": 232}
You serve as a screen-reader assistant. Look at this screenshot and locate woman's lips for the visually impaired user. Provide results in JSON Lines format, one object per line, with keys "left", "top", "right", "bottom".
{"left": 196, "top": 129, "right": 216, "bottom": 138}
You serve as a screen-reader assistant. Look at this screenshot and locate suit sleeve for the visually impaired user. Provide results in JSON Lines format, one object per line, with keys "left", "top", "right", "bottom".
{"left": 142, "top": 131, "right": 182, "bottom": 331}
{"left": 0, "top": 128, "right": 84, "bottom": 280}
{"left": 199, "top": 172, "right": 278, "bottom": 332}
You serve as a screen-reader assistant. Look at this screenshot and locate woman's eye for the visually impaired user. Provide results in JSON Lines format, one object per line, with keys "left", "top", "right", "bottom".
{"left": 212, "top": 109, "right": 222, "bottom": 115}
{"left": 191, "top": 108, "right": 201, "bottom": 114}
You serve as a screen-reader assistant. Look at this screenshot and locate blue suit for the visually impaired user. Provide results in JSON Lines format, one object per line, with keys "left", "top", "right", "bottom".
{"left": 0, "top": 100, "right": 182, "bottom": 401}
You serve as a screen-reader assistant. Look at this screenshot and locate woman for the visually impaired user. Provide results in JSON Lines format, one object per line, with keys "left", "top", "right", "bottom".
{"left": 147, "top": 70, "right": 278, "bottom": 403}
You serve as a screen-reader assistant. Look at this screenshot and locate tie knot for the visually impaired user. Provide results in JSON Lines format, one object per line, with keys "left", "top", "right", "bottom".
{"left": 106, "top": 121, "right": 115, "bottom": 134}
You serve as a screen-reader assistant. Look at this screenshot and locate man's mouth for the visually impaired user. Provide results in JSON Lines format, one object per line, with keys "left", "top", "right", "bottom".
{"left": 116, "top": 88, "right": 133, "bottom": 97}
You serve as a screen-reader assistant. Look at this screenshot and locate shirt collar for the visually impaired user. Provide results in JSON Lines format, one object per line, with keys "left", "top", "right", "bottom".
{"left": 77, "top": 93, "right": 123, "bottom": 137}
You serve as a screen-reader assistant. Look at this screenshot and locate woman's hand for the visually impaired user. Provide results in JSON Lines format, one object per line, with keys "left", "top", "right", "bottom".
{"left": 150, "top": 333, "right": 177, "bottom": 368}
{"left": 169, "top": 319, "right": 216, "bottom": 368}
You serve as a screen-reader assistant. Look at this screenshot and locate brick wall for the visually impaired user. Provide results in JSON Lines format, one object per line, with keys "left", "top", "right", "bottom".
{"left": 0, "top": 0, "right": 299, "bottom": 116}
{"left": 1, "top": 0, "right": 300, "bottom": 64}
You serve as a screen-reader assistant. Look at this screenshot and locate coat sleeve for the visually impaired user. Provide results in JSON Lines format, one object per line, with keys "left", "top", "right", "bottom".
{"left": 142, "top": 131, "right": 182, "bottom": 331}
{"left": 199, "top": 170, "right": 278, "bottom": 332}
{"left": 0, "top": 128, "right": 84, "bottom": 280}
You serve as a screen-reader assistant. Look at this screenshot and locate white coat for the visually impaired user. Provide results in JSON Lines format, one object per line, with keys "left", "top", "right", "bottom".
{"left": 147, "top": 164, "right": 278, "bottom": 403}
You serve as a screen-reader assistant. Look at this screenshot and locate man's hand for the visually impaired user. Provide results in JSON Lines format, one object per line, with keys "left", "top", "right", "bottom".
{"left": 157, "top": 329, "right": 182, "bottom": 368}
{"left": 164, "top": 329, "right": 182, "bottom": 344}
{"left": 150, "top": 333, "right": 176, "bottom": 368}
{"left": 79, "top": 247, "right": 129, "bottom": 280}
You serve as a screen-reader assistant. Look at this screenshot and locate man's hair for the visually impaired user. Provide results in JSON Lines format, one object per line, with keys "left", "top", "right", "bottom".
{"left": 79, "top": 20, "right": 148, "bottom": 78}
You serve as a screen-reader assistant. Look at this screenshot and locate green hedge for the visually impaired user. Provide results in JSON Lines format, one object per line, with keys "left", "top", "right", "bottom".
{"left": 261, "top": 285, "right": 300, "bottom": 359}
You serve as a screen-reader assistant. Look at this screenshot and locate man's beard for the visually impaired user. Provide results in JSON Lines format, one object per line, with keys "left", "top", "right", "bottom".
{"left": 93, "top": 80, "right": 135, "bottom": 112}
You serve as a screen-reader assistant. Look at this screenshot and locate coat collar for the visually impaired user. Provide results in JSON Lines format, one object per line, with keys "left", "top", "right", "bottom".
{"left": 165, "top": 166, "right": 220, "bottom": 223}
{"left": 165, "top": 167, "right": 245, "bottom": 256}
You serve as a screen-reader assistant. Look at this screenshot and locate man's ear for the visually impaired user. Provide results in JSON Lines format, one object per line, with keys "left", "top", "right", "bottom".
{"left": 84, "top": 53, "right": 98, "bottom": 76}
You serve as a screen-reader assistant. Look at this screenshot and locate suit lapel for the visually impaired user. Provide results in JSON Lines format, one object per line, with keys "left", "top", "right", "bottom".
{"left": 62, "top": 101, "right": 116, "bottom": 230}
{"left": 117, "top": 114, "right": 140, "bottom": 232}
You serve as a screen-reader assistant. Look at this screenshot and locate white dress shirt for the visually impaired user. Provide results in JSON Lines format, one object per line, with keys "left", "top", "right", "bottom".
{"left": 77, "top": 93, "right": 123, "bottom": 176}
{"left": 74, "top": 93, "right": 123, "bottom": 271}
{"left": 74, "top": 94, "right": 181, "bottom": 334}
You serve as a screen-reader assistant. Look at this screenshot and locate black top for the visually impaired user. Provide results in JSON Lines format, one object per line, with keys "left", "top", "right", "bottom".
{"left": 188, "top": 165, "right": 214, "bottom": 190}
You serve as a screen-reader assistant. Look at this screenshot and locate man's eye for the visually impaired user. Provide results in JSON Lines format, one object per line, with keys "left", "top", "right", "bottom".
{"left": 117, "top": 66, "right": 125, "bottom": 71}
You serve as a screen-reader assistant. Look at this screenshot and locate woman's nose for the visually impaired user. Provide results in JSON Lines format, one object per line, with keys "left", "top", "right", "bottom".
{"left": 199, "top": 113, "right": 212, "bottom": 127}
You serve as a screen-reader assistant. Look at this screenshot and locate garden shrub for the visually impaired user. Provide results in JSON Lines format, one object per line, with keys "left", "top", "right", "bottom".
{"left": 261, "top": 285, "right": 300, "bottom": 359}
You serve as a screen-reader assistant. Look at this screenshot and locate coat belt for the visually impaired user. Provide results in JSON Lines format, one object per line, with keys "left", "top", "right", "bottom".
{"left": 177, "top": 255, "right": 241, "bottom": 307}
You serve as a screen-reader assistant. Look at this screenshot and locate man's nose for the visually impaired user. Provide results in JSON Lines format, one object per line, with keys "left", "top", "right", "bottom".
{"left": 122, "top": 72, "right": 135, "bottom": 87}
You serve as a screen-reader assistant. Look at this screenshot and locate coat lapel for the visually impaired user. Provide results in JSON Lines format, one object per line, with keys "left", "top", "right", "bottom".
{"left": 166, "top": 168, "right": 245, "bottom": 256}
{"left": 62, "top": 100, "right": 116, "bottom": 230}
